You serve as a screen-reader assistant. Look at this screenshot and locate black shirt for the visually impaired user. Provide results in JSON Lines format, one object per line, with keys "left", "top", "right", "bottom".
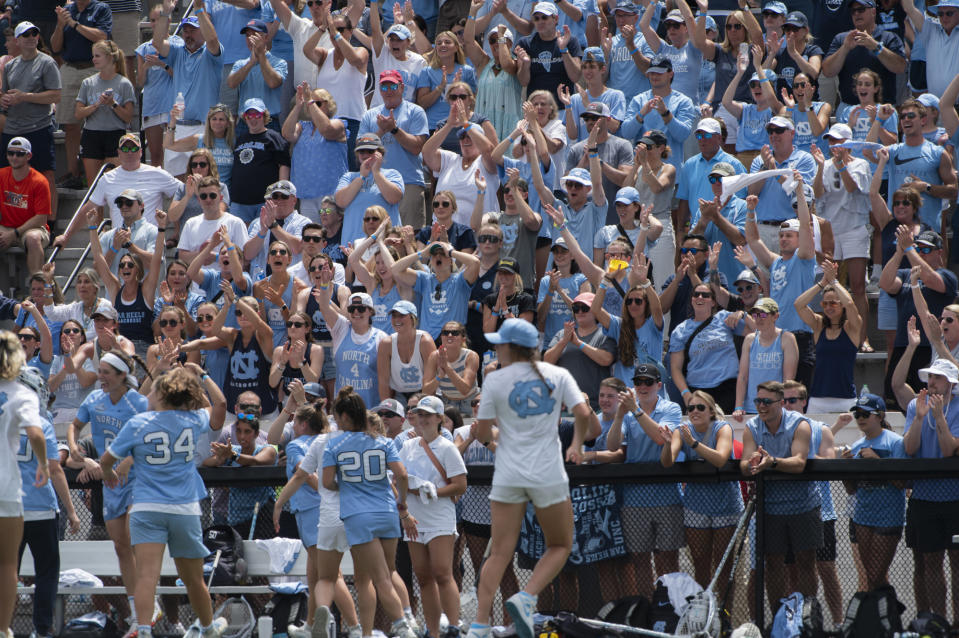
{"left": 517, "top": 33, "right": 583, "bottom": 110}
{"left": 826, "top": 27, "right": 906, "bottom": 105}
{"left": 415, "top": 221, "right": 477, "bottom": 253}
{"left": 231, "top": 129, "right": 291, "bottom": 205}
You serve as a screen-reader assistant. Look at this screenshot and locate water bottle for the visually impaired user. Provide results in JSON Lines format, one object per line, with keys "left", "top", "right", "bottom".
{"left": 861, "top": 384, "right": 870, "bottom": 396}
{"left": 482, "top": 349, "right": 496, "bottom": 369}
{"left": 173, "top": 92, "right": 185, "bottom": 119}
{"left": 252, "top": 263, "right": 266, "bottom": 282}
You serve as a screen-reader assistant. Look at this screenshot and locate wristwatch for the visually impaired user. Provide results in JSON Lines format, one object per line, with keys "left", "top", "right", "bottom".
{"left": 771, "top": 457, "right": 779, "bottom": 469}
{"left": 390, "top": 126, "right": 399, "bottom": 135}
{"left": 268, "top": 220, "right": 279, "bottom": 229}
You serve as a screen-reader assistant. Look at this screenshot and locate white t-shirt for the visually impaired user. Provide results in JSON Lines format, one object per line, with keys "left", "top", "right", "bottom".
{"left": 434, "top": 150, "right": 500, "bottom": 225}
{"left": 541, "top": 118, "right": 568, "bottom": 187}
{"left": 177, "top": 212, "right": 250, "bottom": 253}
{"left": 476, "top": 361, "right": 583, "bottom": 488}
{"left": 285, "top": 14, "right": 332, "bottom": 88}
{"left": 90, "top": 165, "right": 181, "bottom": 228}
{"left": 398, "top": 434, "right": 467, "bottom": 531}
{"left": 0, "top": 380, "right": 41, "bottom": 505}
{"left": 817, "top": 157, "right": 871, "bottom": 235}
{"left": 288, "top": 260, "right": 345, "bottom": 286}
{"left": 370, "top": 47, "right": 426, "bottom": 108}
{"left": 300, "top": 431, "right": 342, "bottom": 526}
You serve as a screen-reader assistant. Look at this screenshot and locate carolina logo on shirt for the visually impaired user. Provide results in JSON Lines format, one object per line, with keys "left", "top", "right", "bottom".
{"left": 238, "top": 148, "right": 255, "bottom": 165}
{"left": 508, "top": 379, "right": 556, "bottom": 418}
{"left": 3, "top": 190, "right": 27, "bottom": 209}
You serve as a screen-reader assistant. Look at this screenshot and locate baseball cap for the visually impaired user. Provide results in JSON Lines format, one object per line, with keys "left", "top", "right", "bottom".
{"left": 118, "top": 132, "right": 141, "bottom": 149}
{"left": 639, "top": 129, "right": 668, "bottom": 146}
{"left": 180, "top": 15, "right": 200, "bottom": 28}
{"left": 303, "top": 382, "right": 326, "bottom": 398}
{"left": 348, "top": 292, "right": 375, "bottom": 309}
{"left": 355, "top": 133, "right": 385, "bottom": 151}
{"left": 243, "top": 97, "right": 267, "bottom": 114}
{"left": 749, "top": 70, "right": 778, "bottom": 84}
{"left": 704, "top": 15, "right": 718, "bottom": 31}
{"left": 734, "top": 269, "right": 760, "bottom": 285}
{"left": 762, "top": 1, "right": 788, "bottom": 14}
{"left": 752, "top": 297, "right": 779, "bottom": 314}
{"left": 708, "top": 161, "right": 736, "bottom": 177}
{"left": 374, "top": 398, "right": 405, "bottom": 418}
{"left": 7, "top": 137, "right": 31, "bottom": 154}
{"left": 663, "top": 9, "right": 684, "bottom": 23}
{"left": 766, "top": 115, "right": 794, "bottom": 131}
{"left": 850, "top": 392, "right": 885, "bottom": 414}
{"left": 823, "top": 123, "right": 853, "bottom": 141}
{"left": 14, "top": 21, "right": 39, "bottom": 38}
{"left": 582, "top": 102, "right": 611, "bottom": 118}
{"left": 497, "top": 257, "right": 520, "bottom": 275}
{"left": 379, "top": 69, "right": 404, "bottom": 85}
{"left": 780, "top": 218, "right": 800, "bottom": 232}
{"left": 485, "top": 318, "right": 539, "bottom": 348}
{"left": 241, "top": 19, "right": 268, "bottom": 33}
{"left": 917, "top": 93, "right": 940, "bottom": 110}
{"left": 265, "top": 180, "right": 297, "bottom": 198}
{"left": 532, "top": 1, "right": 558, "bottom": 16}
{"left": 696, "top": 118, "right": 722, "bottom": 135}
{"left": 633, "top": 363, "right": 661, "bottom": 382}
{"left": 789, "top": 183, "right": 815, "bottom": 207}
{"left": 583, "top": 46, "right": 606, "bottom": 64}
{"left": 92, "top": 300, "right": 119, "bottom": 321}
{"left": 613, "top": 0, "right": 638, "bottom": 13}
{"left": 386, "top": 24, "right": 412, "bottom": 39}
{"left": 918, "top": 358, "right": 959, "bottom": 384}
{"left": 850, "top": 0, "right": 876, "bottom": 7}
{"left": 550, "top": 236, "right": 569, "bottom": 251}
{"left": 916, "top": 230, "right": 943, "bottom": 249}
{"left": 411, "top": 395, "right": 445, "bottom": 415}
{"left": 647, "top": 56, "right": 673, "bottom": 74}
{"left": 573, "top": 292, "right": 595, "bottom": 307}
{"left": 390, "top": 300, "right": 418, "bottom": 318}
{"left": 615, "top": 186, "right": 641, "bottom": 204}
{"left": 562, "top": 167, "right": 592, "bottom": 186}
{"left": 783, "top": 11, "right": 808, "bottom": 27}
{"left": 114, "top": 188, "right": 143, "bottom": 205}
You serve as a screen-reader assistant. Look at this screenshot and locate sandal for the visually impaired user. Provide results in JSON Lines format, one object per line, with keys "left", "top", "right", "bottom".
{"left": 859, "top": 342, "right": 875, "bottom": 354}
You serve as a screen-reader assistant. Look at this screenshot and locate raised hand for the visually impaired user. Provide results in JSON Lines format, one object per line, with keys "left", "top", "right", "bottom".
{"left": 557, "top": 84, "right": 572, "bottom": 107}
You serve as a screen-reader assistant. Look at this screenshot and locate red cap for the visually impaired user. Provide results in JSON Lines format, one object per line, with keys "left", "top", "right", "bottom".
{"left": 379, "top": 69, "right": 403, "bottom": 85}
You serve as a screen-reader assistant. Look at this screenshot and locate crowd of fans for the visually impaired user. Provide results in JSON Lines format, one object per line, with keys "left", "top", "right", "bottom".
{"left": 2, "top": 0, "right": 959, "bottom": 634}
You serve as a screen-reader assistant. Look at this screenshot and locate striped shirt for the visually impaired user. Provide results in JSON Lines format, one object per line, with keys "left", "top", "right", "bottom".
{"left": 436, "top": 349, "right": 478, "bottom": 402}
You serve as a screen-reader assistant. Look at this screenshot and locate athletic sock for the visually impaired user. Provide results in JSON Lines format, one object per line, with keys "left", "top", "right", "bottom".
{"left": 137, "top": 625, "right": 151, "bottom": 634}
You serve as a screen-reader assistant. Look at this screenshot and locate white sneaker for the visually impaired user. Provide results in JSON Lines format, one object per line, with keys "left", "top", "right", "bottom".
{"left": 346, "top": 624, "right": 362, "bottom": 638}
{"left": 729, "top": 623, "right": 762, "bottom": 638}
{"left": 464, "top": 624, "right": 491, "bottom": 638}
{"left": 389, "top": 618, "right": 417, "bottom": 638}
{"left": 311, "top": 605, "right": 332, "bottom": 638}
{"left": 183, "top": 620, "right": 202, "bottom": 638}
{"left": 201, "top": 618, "right": 229, "bottom": 638}
{"left": 137, "top": 630, "right": 153, "bottom": 638}
{"left": 288, "top": 623, "right": 311, "bottom": 638}
{"left": 152, "top": 599, "right": 164, "bottom": 625}
{"left": 504, "top": 592, "right": 536, "bottom": 638}
{"left": 403, "top": 612, "right": 421, "bottom": 638}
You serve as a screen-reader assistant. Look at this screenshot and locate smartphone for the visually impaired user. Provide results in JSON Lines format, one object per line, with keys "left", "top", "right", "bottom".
{"left": 738, "top": 42, "right": 749, "bottom": 62}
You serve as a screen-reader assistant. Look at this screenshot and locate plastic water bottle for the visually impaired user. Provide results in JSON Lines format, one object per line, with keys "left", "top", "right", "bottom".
{"left": 252, "top": 263, "right": 266, "bottom": 282}
{"left": 861, "top": 384, "right": 870, "bottom": 396}
{"left": 173, "top": 92, "right": 185, "bottom": 118}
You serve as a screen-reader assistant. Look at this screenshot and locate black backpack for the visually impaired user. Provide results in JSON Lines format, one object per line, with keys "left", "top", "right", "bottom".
{"left": 203, "top": 524, "right": 248, "bottom": 586}
{"left": 907, "top": 611, "right": 951, "bottom": 638}
{"left": 648, "top": 582, "right": 679, "bottom": 634}
{"left": 840, "top": 585, "right": 905, "bottom": 638}
{"left": 264, "top": 592, "right": 309, "bottom": 638}
{"left": 596, "top": 595, "right": 651, "bottom": 630}
{"left": 61, "top": 612, "right": 121, "bottom": 638}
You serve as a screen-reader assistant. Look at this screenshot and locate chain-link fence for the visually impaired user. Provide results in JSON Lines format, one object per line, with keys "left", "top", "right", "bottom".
{"left": 14, "top": 459, "right": 959, "bottom": 636}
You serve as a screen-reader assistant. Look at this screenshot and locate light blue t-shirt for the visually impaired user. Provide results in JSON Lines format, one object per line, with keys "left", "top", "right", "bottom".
{"left": 197, "top": 136, "right": 234, "bottom": 184}
{"left": 668, "top": 310, "right": 739, "bottom": 388}
{"left": 230, "top": 51, "right": 288, "bottom": 115}
{"left": 77, "top": 389, "right": 150, "bottom": 457}
{"left": 556, "top": 0, "right": 588, "bottom": 46}
{"left": 837, "top": 102, "right": 898, "bottom": 169}
{"left": 259, "top": 1, "right": 294, "bottom": 61}
{"left": 205, "top": 0, "right": 263, "bottom": 65}
{"left": 702, "top": 196, "right": 747, "bottom": 285}
{"left": 323, "top": 430, "right": 401, "bottom": 519}
{"left": 608, "top": 32, "right": 651, "bottom": 98}
{"left": 335, "top": 168, "right": 404, "bottom": 244}
{"left": 646, "top": 39, "right": 702, "bottom": 102}
{"left": 415, "top": 64, "right": 478, "bottom": 129}
{"left": 536, "top": 272, "right": 587, "bottom": 338}
{"left": 749, "top": 149, "right": 816, "bottom": 222}
{"left": 414, "top": 269, "right": 472, "bottom": 338}
{"left": 604, "top": 313, "right": 664, "bottom": 388}
{"left": 359, "top": 101, "right": 429, "bottom": 187}
{"left": 677, "top": 150, "right": 747, "bottom": 226}
{"left": 200, "top": 268, "right": 253, "bottom": 328}
{"left": 848, "top": 428, "right": 907, "bottom": 527}
{"left": 884, "top": 140, "right": 946, "bottom": 230}
{"left": 551, "top": 197, "right": 604, "bottom": 250}
{"left": 679, "top": 420, "right": 744, "bottom": 516}
{"left": 286, "top": 434, "right": 321, "bottom": 513}
{"left": 621, "top": 89, "right": 696, "bottom": 170}
{"left": 736, "top": 103, "right": 775, "bottom": 152}
{"left": 166, "top": 41, "right": 223, "bottom": 122}
{"left": 135, "top": 39, "right": 177, "bottom": 118}
{"left": 904, "top": 396, "right": 959, "bottom": 502}
{"left": 568, "top": 89, "right": 627, "bottom": 141}
{"left": 745, "top": 409, "right": 819, "bottom": 515}
{"left": 789, "top": 103, "right": 828, "bottom": 154}
{"left": 769, "top": 253, "right": 815, "bottom": 332}
{"left": 108, "top": 409, "right": 211, "bottom": 505}
{"left": 620, "top": 398, "right": 683, "bottom": 506}
{"left": 19, "top": 418, "right": 59, "bottom": 513}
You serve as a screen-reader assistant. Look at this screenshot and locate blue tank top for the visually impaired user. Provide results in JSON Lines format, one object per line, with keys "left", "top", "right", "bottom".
{"left": 371, "top": 282, "right": 403, "bottom": 335}
{"left": 745, "top": 409, "right": 819, "bottom": 515}
{"left": 737, "top": 103, "right": 774, "bottom": 152}
{"left": 810, "top": 328, "right": 857, "bottom": 399}
{"left": 334, "top": 324, "right": 385, "bottom": 407}
{"left": 744, "top": 331, "right": 785, "bottom": 413}
{"left": 680, "top": 420, "right": 744, "bottom": 517}
{"left": 306, "top": 284, "right": 338, "bottom": 343}
{"left": 224, "top": 333, "right": 276, "bottom": 414}
{"left": 115, "top": 287, "right": 154, "bottom": 344}
{"left": 264, "top": 278, "right": 296, "bottom": 348}
{"left": 279, "top": 344, "right": 315, "bottom": 397}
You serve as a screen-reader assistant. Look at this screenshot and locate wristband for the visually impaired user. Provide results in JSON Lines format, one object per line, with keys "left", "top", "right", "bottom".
{"left": 201, "top": 374, "right": 210, "bottom": 381}
{"left": 490, "top": 310, "right": 500, "bottom": 317}
{"left": 195, "top": 7, "right": 206, "bottom": 14}
{"left": 628, "top": 48, "right": 638, "bottom": 55}
{"left": 468, "top": 14, "right": 476, "bottom": 19}
{"left": 904, "top": 246, "right": 916, "bottom": 253}
{"left": 587, "top": 147, "right": 599, "bottom": 152}
{"left": 877, "top": 117, "right": 888, "bottom": 125}
{"left": 560, "top": 48, "right": 568, "bottom": 54}
{"left": 682, "top": 388, "right": 690, "bottom": 396}
{"left": 589, "top": 152, "right": 599, "bottom": 158}
{"left": 873, "top": 42, "right": 883, "bottom": 55}
{"left": 390, "top": 126, "right": 399, "bottom": 135}
{"left": 477, "top": 189, "right": 486, "bottom": 195}
{"left": 735, "top": 406, "right": 745, "bottom": 411}
{"left": 417, "top": 250, "right": 424, "bottom": 259}
{"left": 578, "top": 342, "right": 586, "bottom": 350}
{"left": 838, "top": 165, "right": 847, "bottom": 172}
{"left": 911, "top": 283, "right": 921, "bottom": 289}
{"left": 319, "top": 283, "right": 331, "bottom": 289}
{"left": 369, "top": 234, "right": 377, "bottom": 242}
{"left": 88, "top": 225, "right": 97, "bottom": 231}
{"left": 334, "top": 33, "right": 342, "bottom": 40}
{"left": 109, "top": 244, "right": 118, "bottom": 253}
{"left": 759, "top": 77, "right": 770, "bottom": 83}
{"left": 13, "top": 228, "right": 20, "bottom": 239}
{"left": 633, "top": 409, "right": 644, "bottom": 420}
{"left": 598, "top": 283, "right": 609, "bottom": 290}
{"left": 227, "top": 245, "right": 236, "bottom": 251}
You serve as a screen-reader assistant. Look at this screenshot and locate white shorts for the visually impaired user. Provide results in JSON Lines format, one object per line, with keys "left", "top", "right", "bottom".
{"left": 142, "top": 112, "right": 170, "bottom": 130}
{"left": 832, "top": 225, "right": 871, "bottom": 261}
{"left": 807, "top": 396, "right": 857, "bottom": 414}
{"left": 316, "top": 523, "right": 350, "bottom": 553}
{"left": 489, "top": 482, "right": 569, "bottom": 509}
{"left": 685, "top": 508, "right": 741, "bottom": 530}
{"left": 163, "top": 123, "right": 204, "bottom": 176}
{"left": 406, "top": 527, "right": 457, "bottom": 545}
{"left": 0, "top": 499, "right": 24, "bottom": 517}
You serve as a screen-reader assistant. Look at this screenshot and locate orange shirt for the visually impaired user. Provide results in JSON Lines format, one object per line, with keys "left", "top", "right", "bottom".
{"left": 0, "top": 167, "right": 51, "bottom": 230}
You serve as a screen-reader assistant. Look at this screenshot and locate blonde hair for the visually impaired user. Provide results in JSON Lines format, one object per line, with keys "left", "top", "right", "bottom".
{"left": 426, "top": 31, "right": 466, "bottom": 68}
{"left": 689, "top": 390, "right": 724, "bottom": 420}
{"left": 365, "top": 205, "right": 392, "bottom": 233}
{"left": 719, "top": 10, "right": 750, "bottom": 53}
{"left": 189, "top": 147, "right": 220, "bottom": 180}
{"left": 204, "top": 104, "right": 236, "bottom": 151}
{"left": 93, "top": 39, "right": 126, "bottom": 76}
{"left": 311, "top": 88, "right": 337, "bottom": 116}
{"left": 155, "top": 367, "right": 207, "bottom": 410}
{"left": 0, "top": 330, "right": 25, "bottom": 380}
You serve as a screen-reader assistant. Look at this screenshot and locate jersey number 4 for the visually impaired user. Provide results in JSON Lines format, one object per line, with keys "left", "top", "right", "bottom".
{"left": 337, "top": 449, "right": 387, "bottom": 482}
{"left": 143, "top": 430, "right": 196, "bottom": 465}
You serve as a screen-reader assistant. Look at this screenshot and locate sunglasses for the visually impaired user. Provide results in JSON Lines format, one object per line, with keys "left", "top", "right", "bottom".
{"left": 688, "top": 403, "right": 708, "bottom": 412}
{"left": 692, "top": 290, "right": 713, "bottom": 298}
{"left": 582, "top": 114, "right": 600, "bottom": 122}
{"left": 198, "top": 192, "right": 218, "bottom": 200}
{"left": 532, "top": 14, "right": 551, "bottom": 20}
{"left": 433, "top": 200, "right": 452, "bottom": 208}
{"left": 852, "top": 409, "right": 873, "bottom": 419}
{"left": 18, "top": 29, "right": 40, "bottom": 37}
{"left": 119, "top": 261, "right": 136, "bottom": 269}
{"left": 625, "top": 297, "right": 645, "bottom": 306}
{"left": 695, "top": 132, "right": 715, "bottom": 140}
{"left": 783, "top": 24, "right": 800, "bottom": 31}
{"left": 851, "top": 5, "right": 869, "bottom": 12}
{"left": 767, "top": 126, "right": 788, "bottom": 135}
{"left": 753, "top": 397, "right": 780, "bottom": 406}
{"left": 271, "top": 193, "right": 291, "bottom": 200}
{"left": 198, "top": 314, "right": 216, "bottom": 322}
{"left": 363, "top": 216, "right": 381, "bottom": 223}
{"left": 681, "top": 247, "right": 701, "bottom": 255}
{"left": 286, "top": 320, "right": 306, "bottom": 328}
{"left": 707, "top": 175, "right": 723, "bottom": 184}
{"left": 62, "top": 327, "right": 82, "bottom": 335}
{"left": 336, "top": 25, "right": 350, "bottom": 32}
{"left": 380, "top": 82, "right": 400, "bottom": 92}
{"left": 902, "top": 112, "right": 919, "bottom": 120}
{"left": 448, "top": 94, "right": 470, "bottom": 101}
{"left": 737, "top": 284, "right": 754, "bottom": 293}
{"left": 309, "top": 265, "right": 325, "bottom": 273}
{"left": 748, "top": 81, "right": 761, "bottom": 89}
{"left": 441, "top": 329, "right": 463, "bottom": 336}
{"left": 784, "top": 396, "right": 803, "bottom": 405}
{"left": 17, "top": 333, "right": 37, "bottom": 341}
{"left": 750, "top": 310, "right": 771, "bottom": 318}
{"left": 158, "top": 319, "right": 180, "bottom": 327}
{"left": 245, "top": 111, "right": 264, "bottom": 118}
{"left": 378, "top": 411, "right": 400, "bottom": 419}
{"left": 793, "top": 82, "right": 808, "bottom": 88}
{"left": 320, "top": 207, "right": 337, "bottom": 215}
{"left": 939, "top": 9, "right": 957, "bottom": 16}
{"left": 238, "top": 403, "right": 261, "bottom": 412}
{"left": 917, "top": 245, "right": 935, "bottom": 254}
{"left": 634, "top": 377, "right": 657, "bottom": 387}
{"left": 115, "top": 198, "right": 137, "bottom": 207}
{"left": 347, "top": 305, "right": 367, "bottom": 313}
{"left": 189, "top": 161, "right": 208, "bottom": 168}
{"left": 892, "top": 199, "right": 911, "bottom": 207}
{"left": 434, "top": 283, "right": 443, "bottom": 301}
{"left": 269, "top": 248, "right": 289, "bottom": 256}
{"left": 572, "top": 304, "right": 591, "bottom": 313}
{"left": 6, "top": 150, "right": 27, "bottom": 157}
{"left": 119, "top": 143, "right": 140, "bottom": 152}
{"left": 302, "top": 235, "right": 324, "bottom": 243}
{"left": 478, "top": 234, "right": 500, "bottom": 243}
{"left": 726, "top": 22, "right": 744, "bottom": 30}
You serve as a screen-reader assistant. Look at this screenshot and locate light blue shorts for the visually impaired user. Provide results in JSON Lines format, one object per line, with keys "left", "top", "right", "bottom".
{"left": 343, "top": 511, "right": 401, "bottom": 546}
{"left": 320, "top": 344, "right": 336, "bottom": 380}
{"left": 877, "top": 289, "right": 898, "bottom": 331}
{"left": 295, "top": 507, "right": 320, "bottom": 548}
{"left": 103, "top": 481, "right": 134, "bottom": 521}
{"left": 129, "top": 511, "right": 210, "bottom": 558}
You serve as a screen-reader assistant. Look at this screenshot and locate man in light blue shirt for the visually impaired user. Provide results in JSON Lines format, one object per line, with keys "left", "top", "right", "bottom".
{"left": 204, "top": 0, "right": 263, "bottom": 113}
{"left": 621, "top": 56, "right": 696, "bottom": 171}
{"left": 227, "top": 19, "right": 288, "bottom": 134}
{"left": 688, "top": 162, "right": 747, "bottom": 285}
{"left": 359, "top": 70, "right": 430, "bottom": 229}
{"left": 604, "top": 0, "right": 662, "bottom": 99}
{"left": 675, "top": 118, "right": 747, "bottom": 231}
{"left": 638, "top": 7, "right": 702, "bottom": 102}
{"left": 334, "top": 133, "right": 404, "bottom": 244}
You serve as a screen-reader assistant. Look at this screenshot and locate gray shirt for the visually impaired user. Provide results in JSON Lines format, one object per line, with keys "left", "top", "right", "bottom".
{"left": 99, "top": 217, "right": 159, "bottom": 277}
{"left": 567, "top": 135, "right": 635, "bottom": 224}
{"left": 77, "top": 73, "right": 137, "bottom": 131}
{"left": 497, "top": 210, "right": 538, "bottom": 289}
{"left": 1, "top": 53, "right": 61, "bottom": 134}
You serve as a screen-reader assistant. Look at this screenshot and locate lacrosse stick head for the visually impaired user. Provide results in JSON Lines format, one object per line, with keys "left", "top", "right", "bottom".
{"left": 674, "top": 591, "right": 721, "bottom": 637}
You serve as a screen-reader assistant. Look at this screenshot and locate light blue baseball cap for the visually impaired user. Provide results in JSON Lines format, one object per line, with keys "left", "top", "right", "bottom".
{"left": 485, "top": 318, "right": 539, "bottom": 348}
{"left": 390, "top": 300, "right": 418, "bottom": 318}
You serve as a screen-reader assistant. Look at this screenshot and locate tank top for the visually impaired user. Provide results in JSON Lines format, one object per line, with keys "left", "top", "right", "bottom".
{"left": 389, "top": 330, "right": 426, "bottom": 393}
{"left": 372, "top": 282, "right": 403, "bottom": 335}
{"left": 810, "top": 327, "right": 857, "bottom": 400}
{"left": 202, "top": 343, "right": 230, "bottom": 390}
{"left": 279, "top": 344, "right": 315, "bottom": 397}
{"left": 114, "top": 286, "right": 154, "bottom": 344}
{"left": 225, "top": 333, "right": 276, "bottom": 414}
{"left": 314, "top": 50, "right": 367, "bottom": 121}
{"left": 634, "top": 163, "right": 674, "bottom": 219}
{"left": 744, "top": 330, "right": 785, "bottom": 413}
{"left": 436, "top": 348, "right": 478, "bottom": 402}
{"left": 306, "top": 284, "right": 338, "bottom": 343}
{"left": 263, "top": 277, "right": 295, "bottom": 348}
{"left": 334, "top": 325, "right": 384, "bottom": 407}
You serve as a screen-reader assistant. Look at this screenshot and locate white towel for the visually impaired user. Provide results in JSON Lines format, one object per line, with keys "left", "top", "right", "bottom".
{"left": 656, "top": 572, "right": 703, "bottom": 616}
{"left": 59, "top": 569, "right": 104, "bottom": 589}
{"left": 720, "top": 168, "right": 796, "bottom": 204}
{"left": 254, "top": 538, "right": 302, "bottom": 574}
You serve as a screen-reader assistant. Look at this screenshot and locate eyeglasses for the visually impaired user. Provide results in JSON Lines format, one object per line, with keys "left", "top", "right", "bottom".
{"left": 625, "top": 297, "right": 645, "bottom": 306}
{"left": 302, "top": 235, "right": 323, "bottom": 243}
{"left": 189, "top": 161, "right": 208, "bottom": 168}
{"left": 852, "top": 409, "right": 873, "bottom": 419}
{"left": 115, "top": 198, "right": 137, "bottom": 207}
{"left": 119, "top": 143, "right": 140, "bottom": 152}
{"left": 737, "top": 284, "right": 754, "bottom": 293}
{"left": 380, "top": 82, "right": 400, "bottom": 92}
{"left": 634, "top": 377, "right": 657, "bottom": 387}
{"left": 753, "top": 397, "right": 781, "bottom": 406}
{"left": 917, "top": 245, "right": 935, "bottom": 254}
{"left": 478, "top": 234, "right": 500, "bottom": 243}
{"left": 441, "top": 329, "right": 464, "bottom": 336}
{"left": 572, "top": 304, "right": 591, "bottom": 313}
{"left": 245, "top": 111, "right": 264, "bottom": 118}
{"left": 286, "top": 320, "right": 306, "bottom": 328}
{"left": 748, "top": 81, "right": 761, "bottom": 89}
{"left": 750, "top": 310, "right": 771, "bottom": 318}
{"left": 688, "top": 403, "right": 708, "bottom": 412}
{"left": 767, "top": 126, "right": 788, "bottom": 135}
{"left": 347, "top": 305, "right": 367, "bottom": 313}
{"left": 363, "top": 216, "right": 381, "bottom": 223}
{"left": 695, "top": 132, "right": 715, "bottom": 140}
{"left": 892, "top": 199, "right": 911, "bottom": 207}
{"left": 6, "top": 150, "right": 27, "bottom": 157}
{"left": 691, "top": 290, "right": 713, "bottom": 298}
{"left": 821, "top": 299, "right": 841, "bottom": 307}
{"left": 901, "top": 112, "right": 919, "bottom": 120}
{"left": 198, "top": 314, "right": 216, "bottom": 322}
{"left": 943, "top": 316, "right": 956, "bottom": 324}
{"left": 158, "top": 319, "right": 180, "bottom": 327}
{"left": 17, "top": 333, "right": 37, "bottom": 341}
{"left": 62, "top": 327, "right": 82, "bottom": 335}
{"left": 784, "top": 396, "right": 803, "bottom": 405}
{"left": 433, "top": 200, "right": 452, "bottom": 208}
{"left": 269, "top": 248, "right": 289, "bottom": 256}
{"left": 726, "top": 22, "right": 744, "bottom": 30}
{"left": 565, "top": 182, "right": 586, "bottom": 190}
{"left": 198, "top": 192, "right": 218, "bottom": 200}
{"left": 448, "top": 94, "right": 470, "bottom": 101}
{"left": 119, "top": 261, "right": 136, "bottom": 270}
{"left": 681, "top": 247, "right": 701, "bottom": 255}
{"left": 707, "top": 175, "right": 723, "bottom": 184}
{"left": 336, "top": 25, "right": 350, "bottom": 32}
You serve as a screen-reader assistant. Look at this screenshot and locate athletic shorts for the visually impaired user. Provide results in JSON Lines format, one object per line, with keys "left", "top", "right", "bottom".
{"left": 103, "top": 481, "right": 134, "bottom": 521}
{"left": 762, "top": 508, "right": 822, "bottom": 555}
{"left": 684, "top": 508, "right": 741, "bottom": 530}
{"left": 295, "top": 507, "right": 319, "bottom": 548}
{"left": 129, "top": 511, "right": 209, "bottom": 558}
{"left": 849, "top": 518, "right": 903, "bottom": 544}
{"left": 316, "top": 523, "right": 350, "bottom": 553}
{"left": 489, "top": 482, "right": 569, "bottom": 509}
{"left": 79, "top": 128, "right": 126, "bottom": 160}
{"left": 832, "top": 226, "right": 871, "bottom": 261}
{"left": 460, "top": 520, "right": 492, "bottom": 538}
{"left": 905, "top": 499, "right": 959, "bottom": 552}
{"left": 343, "top": 511, "right": 401, "bottom": 546}
{"left": 786, "top": 519, "right": 836, "bottom": 563}
{"left": 406, "top": 526, "right": 457, "bottom": 545}
{"left": 621, "top": 504, "right": 685, "bottom": 553}
{"left": 0, "top": 499, "right": 23, "bottom": 517}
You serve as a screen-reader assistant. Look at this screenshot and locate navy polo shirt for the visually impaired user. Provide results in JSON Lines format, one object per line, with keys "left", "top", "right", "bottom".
{"left": 61, "top": 0, "right": 113, "bottom": 63}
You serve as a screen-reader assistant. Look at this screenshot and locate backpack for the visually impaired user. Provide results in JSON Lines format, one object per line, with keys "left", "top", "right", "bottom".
{"left": 61, "top": 612, "right": 121, "bottom": 638}
{"left": 264, "top": 593, "right": 309, "bottom": 638}
{"left": 769, "top": 592, "right": 825, "bottom": 638}
{"left": 596, "top": 595, "right": 651, "bottom": 630}
{"left": 648, "top": 581, "right": 680, "bottom": 634}
{"left": 840, "top": 585, "right": 905, "bottom": 638}
{"left": 203, "top": 525, "right": 248, "bottom": 586}
{"left": 907, "top": 611, "right": 951, "bottom": 638}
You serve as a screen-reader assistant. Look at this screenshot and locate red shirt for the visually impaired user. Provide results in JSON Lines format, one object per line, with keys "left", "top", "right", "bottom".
{"left": 0, "top": 167, "right": 51, "bottom": 230}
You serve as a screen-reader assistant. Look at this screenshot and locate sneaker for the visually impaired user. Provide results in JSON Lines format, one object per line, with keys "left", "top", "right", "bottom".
{"left": 151, "top": 599, "right": 164, "bottom": 626}
{"left": 439, "top": 614, "right": 449, "bottom": 632}
{"left": 171, "top": 623, "right": 187, "bottom": 635}
{"left": 441, "top": 625, "right": 461, "bottom": 638}
{"left": 403, "top": 612, "right": 421, "bottom": 638}
{"left": 504, "top": 592, "right": 536, "bottom": 638}
{"left": 311, "top": 605, "right": 332, "bottom": 638}
{"left": 288, "top": 623, "right": 311, "bottom": 638}
{"left": 201, "top": 618, "right": 229, "bottom": 638}
{"left": 137, "top": 630, "right": 153, "bottom": 638}
{"left": 729, "top": 623, "right": 762, "bottom": 638}
{"left": 183, "top": 620, "right": 202, "bottom": 638}
{"left": 57, "top": 173, "right": 86, "bottom": 190}
{"left": 464, "top": 623, "right": 491, "bottom": 638}
{"left": 346, "top": 624, "right": 362, "bottom": 638}
{"left": 390, "top": 618, "right": 417, "bottom": 638}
